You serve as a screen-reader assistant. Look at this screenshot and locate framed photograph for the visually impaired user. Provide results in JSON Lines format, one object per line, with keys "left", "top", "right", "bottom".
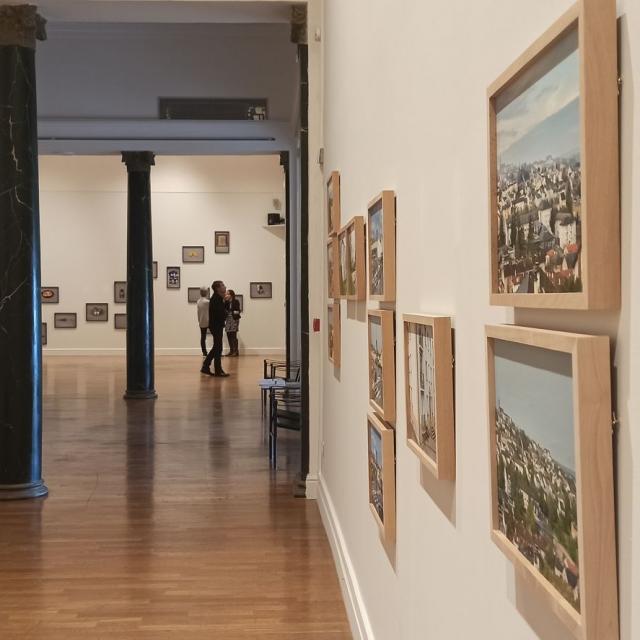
{"left": 368, "top": 191, "right": 396, "bottom": 302}
{"left": 113, "top": 281, "right": 127, "bottom": 304}
{"left": 187, "top": 287, "right": 201, "bottom": 304}
{"left": 486, "top": 324, "right": 618, "bottom": 639}
{"left": 327, "top": 302, "right": 340, "bottom": 367}
{"left": 250, "top": 282, "right": 272, "bottom": 299}
{"left": 338, "top": 228, "right": 349, "bottom": 298}
{"left": 488, "top": 0, "right": 619, "bottom": 310}
{"left": 236, "top": 294, "right": 244, "bottom": 313}
{"left": 41, "top": 286, "right": 59, "bottom": 304}
{"left": 327, "top": 237, "right": 339, "bottom": 299}
{"left": 167, "top": 266, "right": 181, "bottom": 289}
{"left": 54, "top": 312, "right": 77, "bottom": 329}
{"left": 153, "top": 261, "right": 158, "bottom": 279}
{"left": 41, "top": 323, "right": 47, "bottom": 346}
{"left": 114, "top": 313, "right": 127, "bottom": 330}
{"left": 403, "top": 314, "right": 455, "bottom": 480}
{"left": 182, "top": 246, "right": 205, "bottom": 263}
{"left": 327, "top": 170, "right": 341, "bottom": 237}
{"left": 340, "top": 216, "right": 365, "bottom": 301}
{"left": 368, "top": 310, "right": 396, "bottom": 424}
{"left": 86, "top": 303, "right": 108, "bottom": 322}
{"left": 215, "top": 231, "right": 230, "bottom": 254}
{"left": 367, "top": 412, "right": 396, "bottom": 544}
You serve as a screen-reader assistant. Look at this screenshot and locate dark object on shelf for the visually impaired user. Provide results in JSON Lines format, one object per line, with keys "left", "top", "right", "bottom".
{"left": 267, "top": 213, "right": 284, "bottom": 226}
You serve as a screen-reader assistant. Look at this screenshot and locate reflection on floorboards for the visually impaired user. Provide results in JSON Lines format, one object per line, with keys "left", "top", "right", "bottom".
{"left": 0, "top": 356, "right": 350, "bottom": 639}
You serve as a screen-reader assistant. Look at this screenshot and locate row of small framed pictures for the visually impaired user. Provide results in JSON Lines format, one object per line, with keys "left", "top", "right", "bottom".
{"left": 42, "top": 311, "right": 128, "bottom": 343}
{"left": 363, "top": 313, "right": 617, "bottom": 640}
{"left": 326, "top": 180, "right": 396, "bottom": 303}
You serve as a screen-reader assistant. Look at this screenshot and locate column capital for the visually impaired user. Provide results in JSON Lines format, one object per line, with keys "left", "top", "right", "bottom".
{"left": 0, "top": 5, "right": 47, "bottom": 48}
{"left": 122, "top": 151, "right": 156, "bottom": 173}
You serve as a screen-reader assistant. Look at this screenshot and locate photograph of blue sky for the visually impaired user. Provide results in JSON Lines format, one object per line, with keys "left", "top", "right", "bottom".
{"left": 494, "top": 340, "right": 575, "bottom": 472}
{"left": 497, "top": 49, "right": 580, "bottom": 165}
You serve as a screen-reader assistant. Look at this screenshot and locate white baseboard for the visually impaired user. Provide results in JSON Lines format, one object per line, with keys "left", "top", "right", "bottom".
{"left": 43, "top": 348, "right": 285, "bottom": 357}
{"left": 305, "top": 474, "right": 319, "bottom": 499}
{"left": 318, "top": 475, "right": 373, "bottom": 640}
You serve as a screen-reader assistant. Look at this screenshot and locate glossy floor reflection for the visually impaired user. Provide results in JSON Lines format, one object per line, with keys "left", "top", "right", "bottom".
{"left": 0, "top": 356, "right": 350, "bottom": 639}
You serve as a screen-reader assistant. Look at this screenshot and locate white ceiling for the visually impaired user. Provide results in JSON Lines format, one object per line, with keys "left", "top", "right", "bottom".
{"left": 9, "top": 1, "right": 295, "bottom": 24}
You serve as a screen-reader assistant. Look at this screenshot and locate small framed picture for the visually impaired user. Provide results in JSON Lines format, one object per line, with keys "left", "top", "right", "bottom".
{"left": 187, "top": 287, "right": 201, "bottom": 304}
{"left": 487, "top": 323, "right": 618, "bottom": 638}
{"left": 339, "top": 216, "right": 365, "bottom": 301}
{"left": 113, "top": 281, "right": 127, "bottom": 304}
{"left": 54, "top": 312, "right": 77, "bottom": 329}
{"left": 327, "top": 302, "right": 340, "bottom": 367}
{"left": 167, "top": 266, "right": 181, "bottom": 289}
{"left": 41, "top": 286, "right": 59, "bottom": 304}
{"left": 367, "top": 412, "right": 396, "bottom": 544}
{"left": 250, "top": 282, "right": 272, "bottom": 299}
{"left": 368, "top": 310, "right": 396, "bottom": 424}
{"left": 403, "top": 314, "right": 455, "bottom": 480}
{"left": 215, "top": 231, "right": 230, "bottom": 254}
{"left": 41, "top": 323, "right": 47, "bottom": 346}
{"left": 114, "top": 313, "right": 127, "bottom": 330}
{"left": 236, "top": 294, "right": 244, "bottom": 313}
{"left": 327, "top": 170, "right": 341, "bottom": 237}
{"left": 182, "top": 246, "right": 205, "bottom": 263}
{"left": 86, "top": 303, "right": 108, "bottom": 322}
{"left": 327, "top": 237, "right": 339, "bottom": 299}
{"left": 368, "top": 191, "right": 396, "bottom": 302}
{"left": 488, "top": 0, "right": 619, "bottom": 310}
{"left": 153, "top": 261, "right": 158, "bottom": 279}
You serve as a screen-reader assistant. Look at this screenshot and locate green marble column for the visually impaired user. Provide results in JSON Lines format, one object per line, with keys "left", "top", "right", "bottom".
{"left": 0, "top": 5, "right": 48, "bottom": 499}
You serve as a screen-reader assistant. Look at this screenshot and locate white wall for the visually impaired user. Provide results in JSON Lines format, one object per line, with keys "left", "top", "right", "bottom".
{"left": 40, "top": 155, "right": 286, "bottom": 355}
{"left": 319, "top": 1, "right": 639, "bottom": 639}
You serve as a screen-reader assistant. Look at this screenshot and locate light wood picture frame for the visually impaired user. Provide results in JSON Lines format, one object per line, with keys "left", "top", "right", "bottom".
{"left": 488, "top": 0, "right": 619, "bottom": 310}
{"left": 327, "top": 170, "right": 341, "bottom": 237}
{"left": 403, "top": 314, "right": 455, "bottom": 481}
{"left": 368, "top": 191, "right": 396, "bottom": 302}
{"left": 327, "top": 236, "right": 339, "bottom": 299}
{"left": 367, "top": 412, "right": 396, "bottom": 544}
{"left": 486, "top": 324, "right": 617, "bottom": 639}
{"left": 341, "top": 216, "right": 366, "bottom": 301}
{"left": 327, "top": 302, "right": 340, "bottom": 367}
{"left": 368, "top": 309, "right": 396, "bottom": 424}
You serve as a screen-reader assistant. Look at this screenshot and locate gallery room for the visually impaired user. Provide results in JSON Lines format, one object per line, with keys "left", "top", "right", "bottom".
{"left": 0, "top": 0, "right": 639, "bottom": 639}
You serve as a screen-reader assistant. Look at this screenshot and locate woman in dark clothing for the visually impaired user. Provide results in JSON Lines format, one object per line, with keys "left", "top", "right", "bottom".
{"left": 224, "top": 289, "right": 241, "bottom": 356}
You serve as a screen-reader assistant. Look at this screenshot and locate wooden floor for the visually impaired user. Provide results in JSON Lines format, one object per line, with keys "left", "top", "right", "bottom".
{"left": 0, "top": 356, "right": 350, "bottom": 639}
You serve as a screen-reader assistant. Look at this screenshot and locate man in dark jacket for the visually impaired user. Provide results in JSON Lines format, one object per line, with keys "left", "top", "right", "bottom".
{"left": 201, "top": 280, "right": 229, "bottom": 377}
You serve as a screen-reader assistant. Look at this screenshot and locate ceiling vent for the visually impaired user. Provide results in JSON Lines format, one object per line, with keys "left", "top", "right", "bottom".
{"left": 159, "top": 98, "right": 268, "bottom": 121}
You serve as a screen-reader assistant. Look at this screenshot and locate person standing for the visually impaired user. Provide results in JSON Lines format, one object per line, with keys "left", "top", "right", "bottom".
{"left": 201, "top": 280, "right": 229, "bottom": 377}
{"left": 196, "top": 286, "right": 210, "bottom": 357}
{"left": 224, "top": 289, "right": 241, "bottom": 356}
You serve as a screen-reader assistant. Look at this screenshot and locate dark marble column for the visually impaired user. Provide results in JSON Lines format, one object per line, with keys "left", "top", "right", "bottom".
{"left": 122, "top": 152, "right": 157, "bottom": 400}
{"left": 0, "top": 6, "right": 48, "bottom": 500}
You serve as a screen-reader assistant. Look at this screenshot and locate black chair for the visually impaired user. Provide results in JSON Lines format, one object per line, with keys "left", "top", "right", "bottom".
{"left": 261, "top": 359, "right": 301, "bottom": 416}
{"left": 269, "top": 386, "right": 301, "bottom": 468}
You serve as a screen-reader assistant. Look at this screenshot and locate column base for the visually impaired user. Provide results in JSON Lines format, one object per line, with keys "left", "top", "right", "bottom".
{"left": 124, "top": 389, "right": 158, "bottom": 400}
{"left": 0, "top": 480, "right": 48, "bottom": 501}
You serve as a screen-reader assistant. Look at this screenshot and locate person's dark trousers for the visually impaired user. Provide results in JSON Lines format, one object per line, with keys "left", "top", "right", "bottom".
{"left": 227, "top": 332, "right": 238, "bottom": 356}
{"left": 202, "top": 327, "right": 224, "bottom": 374}
{"left": 200, "top": 327, "right": 208, "bottom": 356}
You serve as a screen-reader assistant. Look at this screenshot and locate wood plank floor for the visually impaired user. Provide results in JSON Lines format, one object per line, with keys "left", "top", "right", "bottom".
{"left": 0, "top": 356, "right": 350, "bottom": 639}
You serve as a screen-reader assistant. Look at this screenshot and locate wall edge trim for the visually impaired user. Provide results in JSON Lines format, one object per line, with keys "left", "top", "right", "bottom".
{"left": 318, "top": 474, "right": 374, "bottom": 640}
